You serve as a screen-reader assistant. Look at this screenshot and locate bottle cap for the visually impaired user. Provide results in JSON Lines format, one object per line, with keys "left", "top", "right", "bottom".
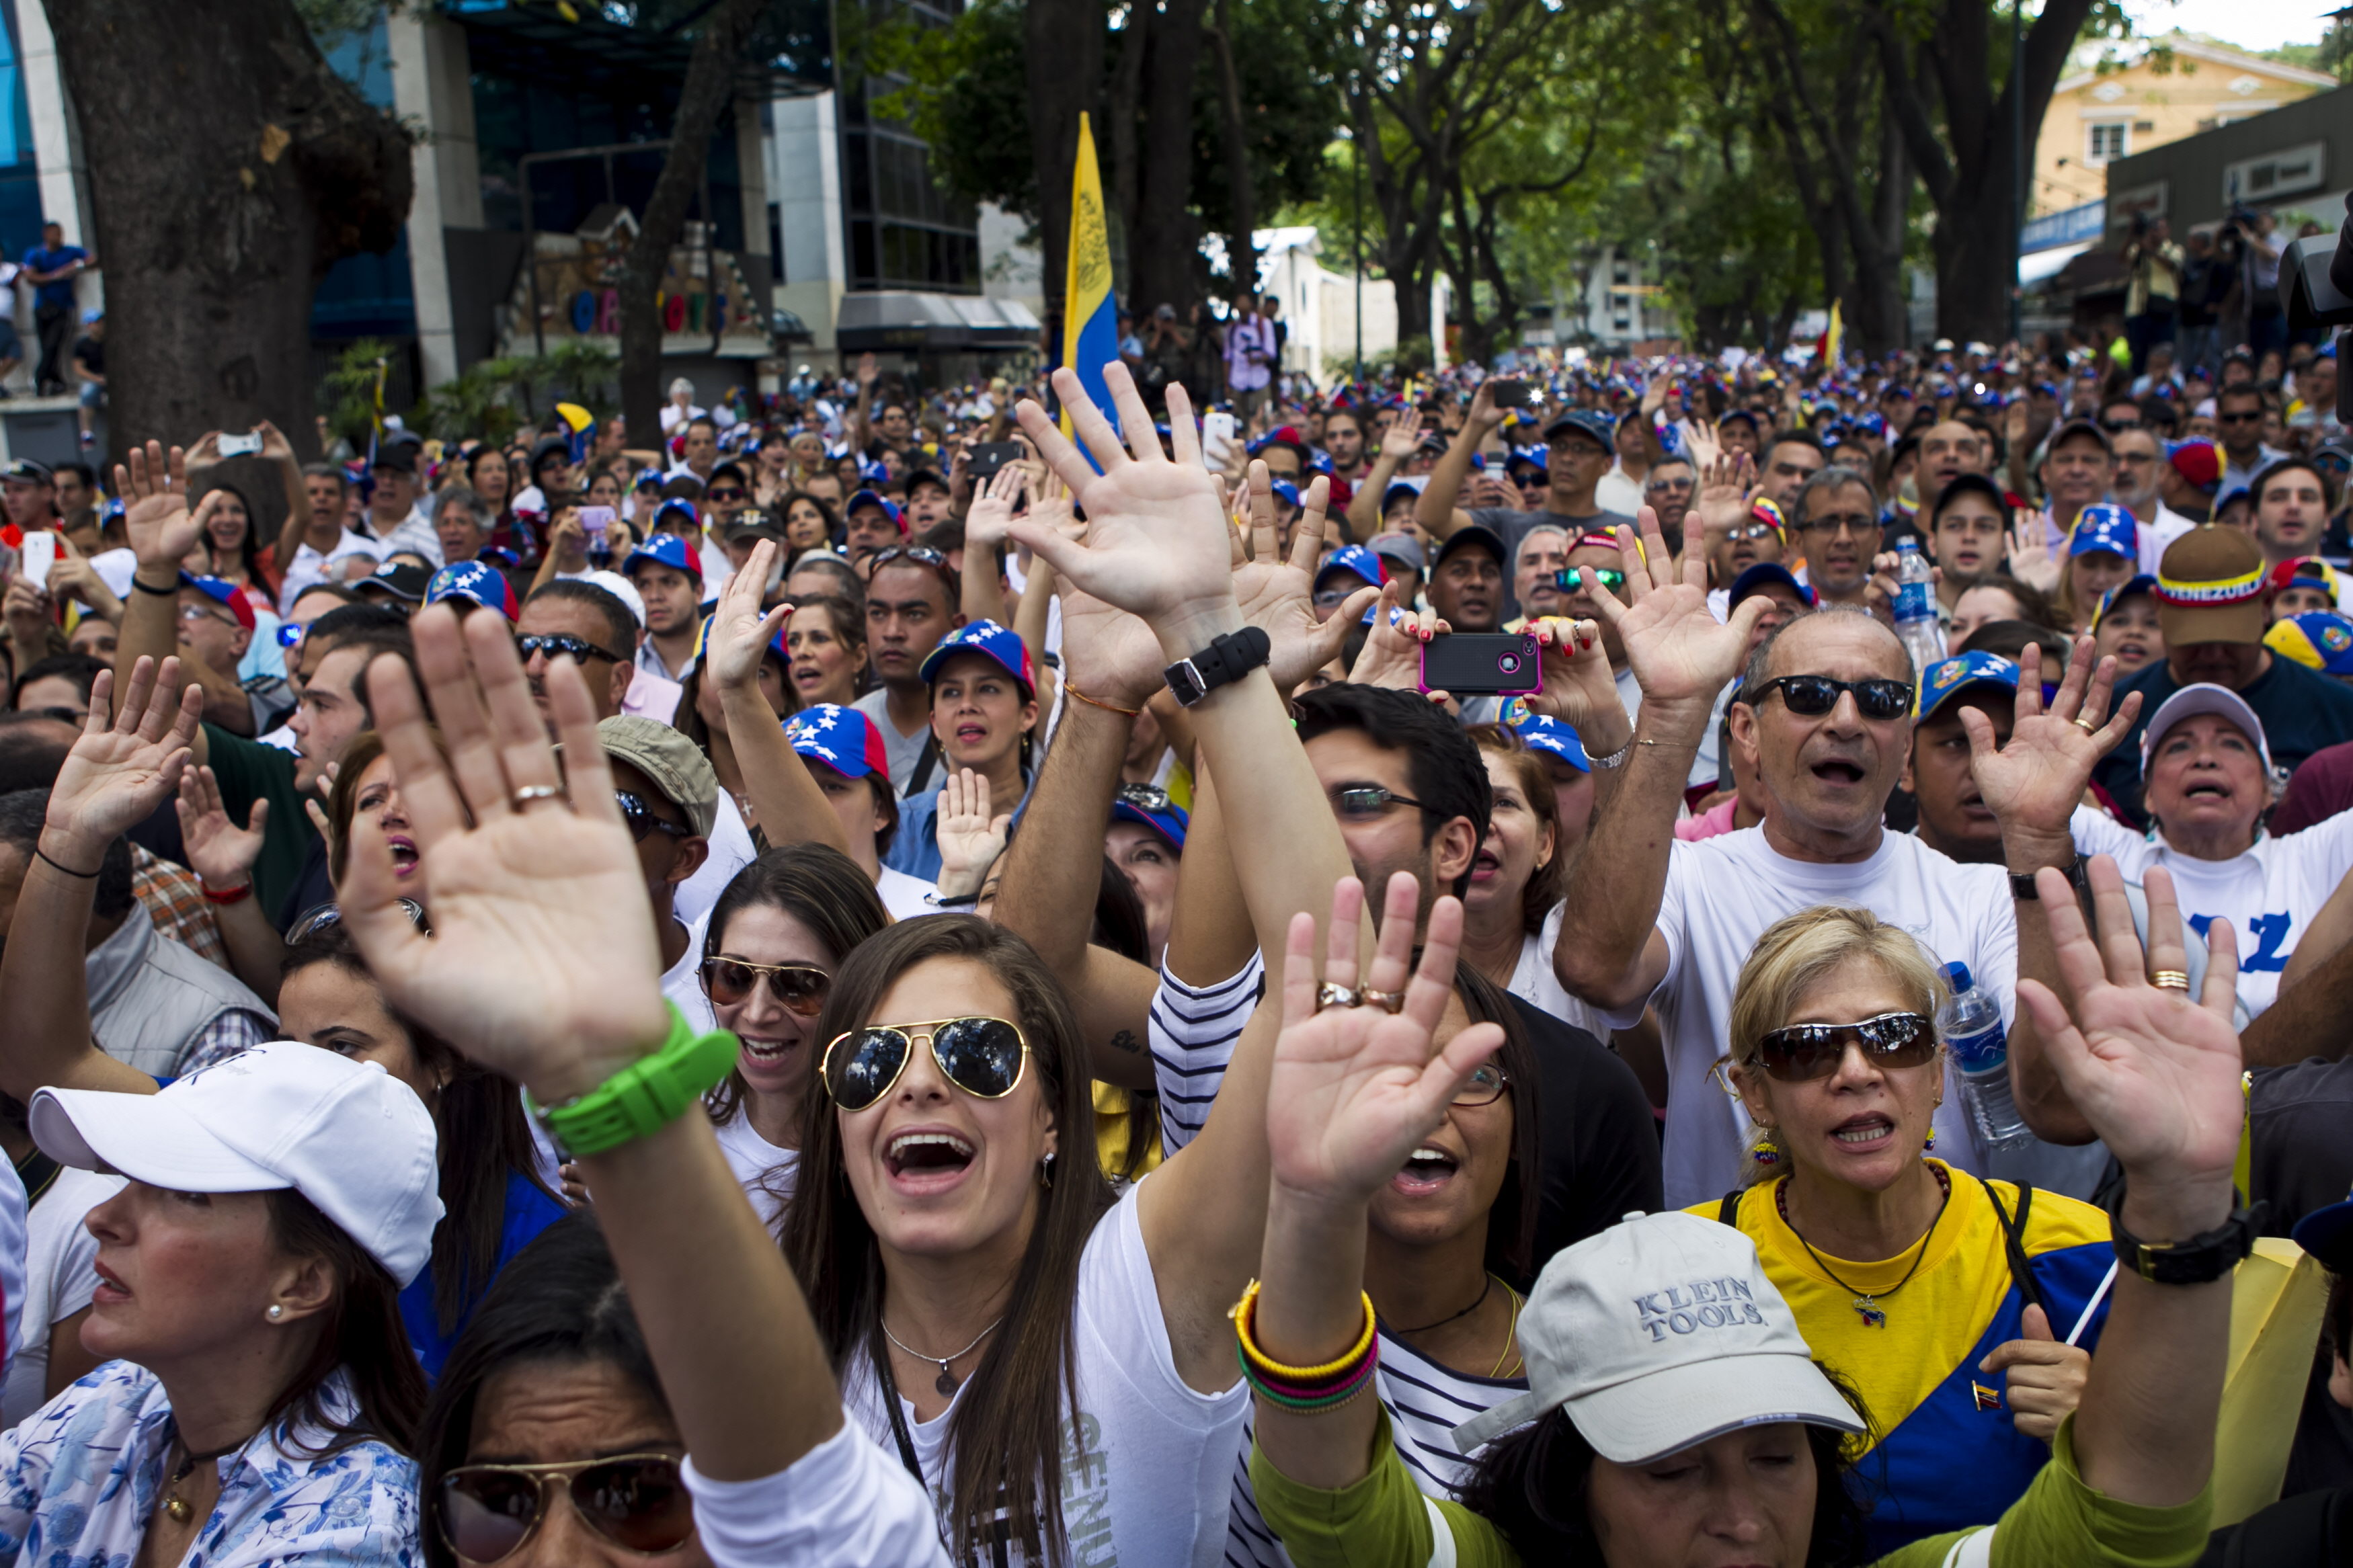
{"left": 1944, "top": 960, "right": 1974, "bottom": 991}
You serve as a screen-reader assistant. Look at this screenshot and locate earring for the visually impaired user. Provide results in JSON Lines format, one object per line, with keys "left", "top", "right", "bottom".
{"left": 267, "top": 1305, "right": 284, "bottom": 1321}
{"left": 1922, "top": 1127, "right": 1938, "bottom": 1154}
{"left": 1039, "top": 1152, "right": 1056, "bottom": 1189}
{"left": 1752, "top": 1145, "right": 1782, "bottom": 1165}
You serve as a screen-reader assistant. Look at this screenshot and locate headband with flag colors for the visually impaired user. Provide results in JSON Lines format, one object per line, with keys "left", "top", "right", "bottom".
{"left": 1059, "top": 112, "right": 1120, "bottom": 444}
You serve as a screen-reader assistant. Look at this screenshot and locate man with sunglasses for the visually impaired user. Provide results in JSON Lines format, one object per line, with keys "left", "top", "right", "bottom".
{"left": 2217, "top": 386, "right": 2286, "bottom": 499}
{"left": 1556, "top": 518, "right": 2032, "bottom": 1207}
{"left": 596, "top": 716, "right": 715, "bottom": 1033}
{"left": 516, "top": 581, "right": 635, "bottom": 733}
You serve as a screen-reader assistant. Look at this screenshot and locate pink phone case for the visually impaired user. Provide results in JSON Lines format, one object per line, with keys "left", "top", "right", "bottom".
{"left": 1417, "top": 633, "right": 1542, "bottom": 697}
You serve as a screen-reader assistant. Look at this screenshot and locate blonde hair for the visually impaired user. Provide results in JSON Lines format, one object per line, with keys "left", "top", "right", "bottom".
{"left": 1726, "top": 905, "right": 1950, "bottom": 1184}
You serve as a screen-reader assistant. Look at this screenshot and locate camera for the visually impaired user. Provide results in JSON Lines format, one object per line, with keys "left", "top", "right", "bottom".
{"left": 1497, "top": 651, "right": 1523, "bottom": 676}
{"left": 2277, "top": 192, "right": 2353, "bottom": 423}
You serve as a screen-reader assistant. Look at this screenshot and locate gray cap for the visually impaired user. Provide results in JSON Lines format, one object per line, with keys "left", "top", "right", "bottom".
{"left": 596, "top": 715, "right": 718, "bottom": 839}
{"left": 1369, "top": 531, "right": 1426, "bottom": 572}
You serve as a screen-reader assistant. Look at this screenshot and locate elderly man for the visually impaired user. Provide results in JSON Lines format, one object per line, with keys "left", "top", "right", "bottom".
{"left": 433, "top": 485, "right": 495, "bottom": 567}
{"left": 1504, "top": 525, "right": 1572, "bottom": 629}
{"left": 2107, "top": 425, "right": 2196, "bottom": 571}
{"left": 2031, "top": 419, "right": 2112, "bottom": 553}
{"left": 1786, "top": 466, "right": 1879, "bottom": 608}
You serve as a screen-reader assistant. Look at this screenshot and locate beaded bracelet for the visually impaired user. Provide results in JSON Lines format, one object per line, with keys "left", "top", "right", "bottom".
{"left": 1229, "top": 1278, "right": 1380, "bottom": 1412}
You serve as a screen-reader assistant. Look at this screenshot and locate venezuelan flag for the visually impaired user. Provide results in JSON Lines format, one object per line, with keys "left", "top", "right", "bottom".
{"left": 1060, "top": 112, "right": 1120, "bottom": 440}
{"left": 1814, "top": 299, "right": 1843, "bottom": 370}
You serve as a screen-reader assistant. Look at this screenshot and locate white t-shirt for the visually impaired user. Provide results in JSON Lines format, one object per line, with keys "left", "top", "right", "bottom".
{"left": 661, "top": 911, "right": 716, "bottom": 1036}
{"left": 840, "top": 1184, "right": 1248, "bottom": 1568}
{"left": 1595, "top": 826, "right": 2014, "bottom": 1208}
{"left": 876, "top": 866, "right": 939, "bottom": 921}
{"left": 676, "top": 794, "right": 756, "bottom": 930}
{"left": 2070, "top": 804, "right": 2353, "bottom": 1017}
{"left": 278, "top": 530, "right": 385, "bottom": 608}
{"left": 709, "top": 1110, "right": 797, "bottom": 1235}
{"left": 1510, "top": 903, "right": 1615, "bottom": 1042}
{"left": 1, "top": 1166, "right": 118, "bottom": 1428}
{"left": 684, "top": 1416, "right": 951, "bottom": 1568}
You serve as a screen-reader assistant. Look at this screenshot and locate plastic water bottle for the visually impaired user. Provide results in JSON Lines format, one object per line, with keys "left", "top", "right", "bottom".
{"left": 1890, "top": 538, "right": 1944, "bottom": 681}
{"left": 1938, "top": 961, "right": 2032, "bottom": 1151}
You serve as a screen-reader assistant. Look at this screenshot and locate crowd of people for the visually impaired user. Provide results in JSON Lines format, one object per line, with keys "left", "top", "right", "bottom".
{"left": 0, "top": 300, "right": 2344, "bottom": 1567}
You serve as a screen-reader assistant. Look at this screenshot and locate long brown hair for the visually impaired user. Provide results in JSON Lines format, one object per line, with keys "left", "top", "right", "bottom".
{"left": 1467, "top": 724, "right": 1563, "bottom": 937}
{"left": 263, "top": 1188, "right": 429, "bottom": 1456}
{"left": 779, "top": 916, "right": 1115, "bottom": 1566}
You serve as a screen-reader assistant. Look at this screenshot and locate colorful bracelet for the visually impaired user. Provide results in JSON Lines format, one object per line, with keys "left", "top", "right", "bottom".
{"left": 1229, "top": 1277, "right": 1380, "bottom": 1409}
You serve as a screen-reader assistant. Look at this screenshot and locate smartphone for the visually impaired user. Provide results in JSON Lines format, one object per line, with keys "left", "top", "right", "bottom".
{"left": 217, "top": 431, "right": 264, "bottom": 458}
{"left": 1202, "top": 411, "right": 1238, "bottom": 470}
{"left": 1419, "top": 632, "right": 1542, "bottom": 697}
{"left": 17, "top": 530, "right": 53, "bottom": 589}
{"left": 579, "top": 505, "right": 615, "bottom": 540}
{"left": 966, "top": 442, "right": 1024, "bottom": 481}
{"left": 1488, "top": 378, "right": 1531, "bottom": 409}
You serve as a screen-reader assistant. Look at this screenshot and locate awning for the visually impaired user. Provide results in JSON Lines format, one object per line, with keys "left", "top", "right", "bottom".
{"left": 836, "top": 292, "right": 1041, "bottom": 352}
{"left": 2020, "top": 241, "right": 2093, "bottom": 287}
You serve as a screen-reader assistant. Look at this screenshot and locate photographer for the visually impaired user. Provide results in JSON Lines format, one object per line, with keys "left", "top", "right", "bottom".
{"left": 2122, "top": 215, "right": 2183, "bottom": 375}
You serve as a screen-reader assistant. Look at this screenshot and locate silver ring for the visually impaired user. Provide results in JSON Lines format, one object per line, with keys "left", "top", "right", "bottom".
{"left": 1316, "top": 982, "right": 1361, "bottom": 1013}
{"left": 512, "top": 784, "right": 564, "bottom": 808}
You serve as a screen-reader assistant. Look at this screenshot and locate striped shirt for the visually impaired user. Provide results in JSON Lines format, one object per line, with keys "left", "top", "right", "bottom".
{"left": 1147, "top": 955, "right": 1265, "bottom": 1155}
{"left": 1224, "top": 1330, "right": 1525, "bottom": 1567}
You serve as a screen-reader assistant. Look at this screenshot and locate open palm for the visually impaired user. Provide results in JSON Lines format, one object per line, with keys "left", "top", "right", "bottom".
{"left": 1587, "top": 510, "right": 1763, "bottom": 708}
{"left": 1961, "top": 636, "right": 2139, "bottom": 837}
{"left": 48, "top": 659, "right": 203, "bottom": 851}
{"left": 1230, "top": 463, "right": 1371, "bottom": 692}
{"left": 705, "top": 540, "right": 789, "bottom": 692}
{"left": 114, "top": 440, "right": 202, "bottom": 570}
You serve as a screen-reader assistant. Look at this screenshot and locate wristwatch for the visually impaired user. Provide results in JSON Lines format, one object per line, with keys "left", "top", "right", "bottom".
{"left": 2007, "top": 854, "right": 2088, "bottom": 903}
{"left": 527, "top": 1003, "right": 742, "bottom": 1159}
{"left": 2112, "top": 1202, "right": 2264, "bottom": 1285}
{"left": 1163, "top": 626, "right": 1271, "bottom": 708}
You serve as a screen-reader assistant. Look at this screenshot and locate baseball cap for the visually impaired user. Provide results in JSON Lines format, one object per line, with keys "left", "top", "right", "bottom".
{"left": 846, "top": 489, "right": 908, "bottom": 535}
{"left": 2067, "top": 503, "right": 2137, "bottom": 561}
{"left": 623, "top": 532, "right": 704, "bottom": 583}
{"left": 580, "top": 569, "right": 646, "bottom": 628}
{"left": 2090, "top": 574, "right": 2157, "bottom": 631}
{"left": 1432, "top": 523, "right": 1509, "bottom": 571}
{"left": 180, "top": 573, "right": 257, "bottom": 630}
{"left": 596, "top": 714, "right": 719, "bottom": 839}
{"left": 2290, "top": 1186, "right": 2353, "bottom": 1274}
{"left": 920, "top": 618, "right": 1035, "bottom": 693}
{"left": 424, "top": 560, "right": 519, "bottom": 620}
{"left": 1513, "top": 714, "right": 1590, "bottom": 773}
{"left": 1917, "top": 651, "right": 2021, "bottom": 722}
{"left": 1382, "top": 477, "right": 1429, "bottom": 513}
{"left": 356, "top": 559, "right": 431, "bottom": 604}
{"left": 784, "top": 704, "right": 892, "bottom": 780}
{"left": 2139, "top": 682, "right": 2273, "bottom": 777}
{"left": 1504, "top": 445, "right": 1548, "bottom": 475}
{"left": 2265, "top": 610, "right": 2353, "bottom": 677}
{"left": 31, "top": 1042, "right": 442, "bottom": 1286}
{"left": 1726, "top": 562, "right": 1814, "bottom": 612}
{"left": 2045, "top": 417, "right": 2113, "bottom": 456}
{"left": 649, "top": 499, "right": 701, "bottom": 537}
{"left": 1268, "top": 478, "right": 1303, "bottom": 509}
{"left": 1316, "top": 544, "right": 1386, "bottom": 591}
{"left": 1369, "top": 532, "right": 1426, "bottom": 574}
{"left": 633, "top": 467, "right": 668, "bottom": 491}
{"left": 1451, "top": 1211, "right": 1865, "bottom": 1460}
{"left": 2266, "top": 556, "right": 2340, "bottom": 600}
{"left": 0, "top": 458, "right": 52, "bottom": 484}
{"left": 1111, "top": 784, "right": 1189, "bottom": 852}
{"left": 1541, "top": 409, "right": 1616, "bottom": 455}
{"left": 2153, "top": 527, "right": 2267, "bottom": 647}
{"left": 2165, "top": 440, "right": 2223, "bottom": 492}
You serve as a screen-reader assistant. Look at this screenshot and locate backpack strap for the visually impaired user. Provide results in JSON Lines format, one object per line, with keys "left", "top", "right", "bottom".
{"left": 1716, "top": 1188, "right": 1743, "bottom": 1227}
{"left": 1983, "top": 1180, "right": 2048, "bottom": 1317}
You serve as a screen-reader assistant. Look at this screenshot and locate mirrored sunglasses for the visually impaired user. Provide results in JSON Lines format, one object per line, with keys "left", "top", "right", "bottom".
{"left": 820, "top": 1016, "right": 1031, "bottom": 1111}
{"left": 1751, "top": 1011, "right": 1936, "bottom": 1083}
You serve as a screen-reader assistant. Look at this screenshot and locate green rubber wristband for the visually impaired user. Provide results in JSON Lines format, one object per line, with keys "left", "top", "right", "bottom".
{"left": 527, "top": 1003, "right": 740, "bottom": 1159}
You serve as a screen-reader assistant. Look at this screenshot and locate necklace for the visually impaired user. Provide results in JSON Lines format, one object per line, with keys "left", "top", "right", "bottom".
{"left": 162, "top": 1434, "right": 245, "bottom": 1524}
{"left": 1777, "top": 1164, "right": 1950, "bottom": 1328}
{"left": 881, "top": 1314, "right": 1006, "bottom": 1397}
{"left": 1489, "top": 1281, "right": 1525, "bottom": 1380}
{"left": 1391, "top": 1273, "right": 1492, "bottom": 1336}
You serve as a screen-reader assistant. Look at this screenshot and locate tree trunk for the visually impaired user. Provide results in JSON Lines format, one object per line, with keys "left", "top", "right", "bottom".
{"left": 46, "top": 0, "right": 411, "bottom": 458}
{"left": 1026, "top": 0, "right": 1107, "bottom": 323}
{"left": 619, "top": 0, "right": 768, "bottom": 453}
{"left": 1107, "top": 12, "right": 1148, "bottom": 297}
{"left": 1128, "top": 0, "right": 1204, "bottom": 317}
{"left": 1205, "top": 0, "right": 1257, "bottom": 303}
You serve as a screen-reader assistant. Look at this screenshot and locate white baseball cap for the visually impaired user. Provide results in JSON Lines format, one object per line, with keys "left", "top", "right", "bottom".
{"left": 2138, "top": 682, "right": 2272, "bottom": 778}
{"left": 31, "top": 1043, "right": 444, "bottom": 1286}
{"left": 1452, "top": 1212, "right": 1864, "bottom": 1462}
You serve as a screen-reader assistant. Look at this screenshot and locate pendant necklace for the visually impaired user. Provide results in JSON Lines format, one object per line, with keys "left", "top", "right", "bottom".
{"left": 163, "top": 1434, "right": 246, "bottom": 1524}
{"left": 882, "top": 1314, "right": 1006, "bottom": 1397}
{"left": 1776, "top": 1163, "right": 1950, "bottom": 1328}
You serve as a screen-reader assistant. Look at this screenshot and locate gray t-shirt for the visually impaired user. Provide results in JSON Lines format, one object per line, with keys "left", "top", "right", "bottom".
{"left": 850, "top": 688, "right": 934, "bottom": 796}
{"left": 1467, "top": 505, "right": 1634, "bottom": 620}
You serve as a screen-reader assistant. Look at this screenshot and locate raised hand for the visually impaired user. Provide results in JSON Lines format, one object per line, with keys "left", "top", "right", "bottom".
{"left": 46, "top": 657, "right": 204, "bottom": 864}
{"left": 2003, "top": 526, "right": 2061, "bottom": 596}
{"left": 2014, "top": 858, "right": 2243, "bottom": 1216}
{"left": 1230, "top": 462, "right": 1373, "bottom": 693}
{"left": 1376, "top": 421, "right": 1421, "bottom": 465}
{"left": 1348, "top": 583, "right": 1438, "bottom": 695}
{"left": 257, "top": 419, "right": 298, "bottom": 464}
{"left": 1684, "top": 418, "right": 1722, "bottom": 473}
{"left": 1694, "top": 452, "right": 1758, "bottom": 534}
{"left": 341, "top": 605, "right": 671, "bottom": 1102}
{"left": 1582, "top": 507, "right": 1766, "bottom": 714}
{"left": 1265, "top": 873, "right": 1504, "bottom": 1208}
{"left": 1960, "top": 635, "right": 2141, "bottom": 843}
{"left": 705, "top": 539, "right": 791, "bottom": 692}
{"left": 933, "top": 768, "right": 1011, "bottom": 899}
{"left": 115, "top": 440, "right": 200, "bottom": 572}
{"left": 175, "top": 764, "right": 267, "bottom": 893}
{"left": 1056, "top": 583, "right": 1165, "bottom": 712}
{"left": 3, "top": 575, "right": 50, "bottom": 649}
{"left": 1528, "top": 614, "right": 1632, "bottom": 750}
{"left": 964, "top": 462, "right": 1025, "bottom": 550}
{"left": 1010, "top": 364, "right": 1237, "bottom": 654}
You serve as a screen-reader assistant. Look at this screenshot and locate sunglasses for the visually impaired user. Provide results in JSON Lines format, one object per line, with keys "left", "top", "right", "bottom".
{"left": 1749, "top": 1011, "right": 1936, "bottom": 1082}
{"left": 2100, "top": 417, "right": 2143, "bottom": 432}
{"left": 1558, "top": 567, "right": 1626, "bottom": 592}
{"left": 868, "top": 545, "right": 951, "bottom": 571}
{"left": 705, "top": 487, "right": 747, "bottom": 502}
{"left": 276, "top": 622, "right": 307, "bottom": 649}
{"left": 1118, "top": 782, "right": 1174, "bottom": 812}
{"left": 436, "top": 1454, "right": 694, "bottom": 1563}
{"left": 1724, "top": 522, "right": 1780, "bottom": 542}
{"left": 517, "top": 632, "right": 620, "bottom": 664}
{"left": 616, "top": 790, "right": 692, "bottom": 842}
{"left": 820, "top": 1016, "right": 1031, "bottom": 1111}
{"left": 1749, "top": 673, "right": 1913, "bottom": 721}
{"left": 699, "top": 956, "right": 830, "bottom": 1014}
{"left": 1329, "top": 784, "right": 1431, "bottom": 819}
{"left": 285, "top": 898, "right": 429, "bottom": 946}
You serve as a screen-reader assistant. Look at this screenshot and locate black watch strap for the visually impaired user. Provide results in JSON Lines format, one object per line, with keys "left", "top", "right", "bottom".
{"left": 2009, "top": 854, "right": 2087, "bottom": 903}
{"left": 1163, "top": 626, "right": 1271, "bottom": 708}
{"left": 2112, "top": 1202, "right": 2264, "bottom": 1285}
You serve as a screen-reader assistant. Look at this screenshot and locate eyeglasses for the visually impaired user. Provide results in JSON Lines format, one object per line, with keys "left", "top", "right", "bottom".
{"left": 1118, "top": 782, "right": 1174, "bottom": 812}
{"left": 1749, "top": 1012, "right": 1936, "bottom": 1083}
{"left": 517, "top": 633, "right": 621, "bottom": 665}
{"left": 699, "top": 956, "right": 831, "bottom": 1015}
{"left": 1451, "top": 1063, "right": 1509, "bottom": 1107}
{"left": 285, "top": 898, "right": 429, "bottom": 946}
{"left": 177, "top": 604, "right": 238, "bottom": 628}
{"left": 1312, "top": 586, "right": 1360, "bottom": 609}
{"left": 705, "top": 487, "right": 747, "bottom": 502}
{"left": 615, "top": 790, "right": 693, "bottom": 842}
{"left": 2100, "top": 417, "right": 2143, "bottom": 432}
{"left": 436, "top": 1454, "right": 695, "bottom": 1563}
{"left": 1643, "top": 476, "right": 1696, "bottom": 493}
{"left": 1748, "top": 674, "right": 1913, "bottom": 722}
{"left": 820, "top": 1016, "right": 1031, "bottom": 1110}
{"left": 1797, "top": 513, "right": 1876, "bottom": 537}
{"left": 2218, "top": 410, "right": 2264, "bottom": 424}
{"left": 1328, "top": 784, "right": 1433, "bottom": 819}
{"left": 1558, "top": 567, "right": 1626, "bottom": 592}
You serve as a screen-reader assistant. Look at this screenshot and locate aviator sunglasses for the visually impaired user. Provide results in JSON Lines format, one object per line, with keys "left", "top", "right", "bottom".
{"left": 1749, "top": 1011, "right": 1936, "bottom": 1083}
{"left": 436, "top": 1454, "right": 694, "bottom": 1561}
{"left": 821, "top": 1016, "right": 1031, "bottom": 1110}
{"left": 699, "top": 956, "right": 830, "bottom": 1015}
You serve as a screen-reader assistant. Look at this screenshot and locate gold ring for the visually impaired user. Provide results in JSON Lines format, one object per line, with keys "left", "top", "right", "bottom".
{"left": 2070, "top": 716, "right": 2098, "bottom": 734}
{"left": 1359, "top": 987, "right": 1406, "bottom": 1014}
{"left": 1316, "top": 983, "right": 1361, "bottom": 1012}
{"left": 512, "top": 784, "right": 564, "bottom": 808}
{"left": 2150, "top": 970, "right": 2192, "bottom": 993}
